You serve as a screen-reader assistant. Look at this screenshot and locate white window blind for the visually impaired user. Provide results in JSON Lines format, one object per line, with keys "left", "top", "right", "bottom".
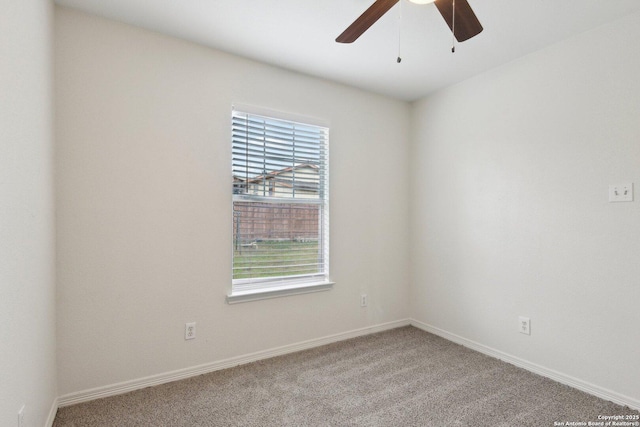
{"left": 231, "top": 109, "right": 329, "bottom": 297}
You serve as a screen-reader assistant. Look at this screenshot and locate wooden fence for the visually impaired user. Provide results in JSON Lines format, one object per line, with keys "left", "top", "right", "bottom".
{"left": 233, "top": 201, "right": 319, "bottom": 245}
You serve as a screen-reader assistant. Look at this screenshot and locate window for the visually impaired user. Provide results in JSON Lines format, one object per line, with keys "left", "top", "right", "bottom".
{"left": 228, "top": 107, "right": 331, "bottom": 303}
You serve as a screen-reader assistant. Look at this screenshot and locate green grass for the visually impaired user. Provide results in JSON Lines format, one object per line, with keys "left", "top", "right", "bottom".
{"left": 233, "top": 240, "right": 321, "bottom": 280}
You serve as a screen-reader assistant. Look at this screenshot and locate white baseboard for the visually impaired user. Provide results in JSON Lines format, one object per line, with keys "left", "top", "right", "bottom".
{"left": 410, "top": 319, "right": 640, "bottom": 411}
{"left": 57, "top": 319, "right": 411, "bottom": 407}
{"left": 56, "top": 318, "right": 640, "bottom": 413}
{"left": 46, "top": 397, "right": 58, "bottom": 427}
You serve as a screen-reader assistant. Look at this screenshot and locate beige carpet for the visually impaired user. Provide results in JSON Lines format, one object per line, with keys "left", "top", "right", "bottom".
{"left": 54, "top": 326, "right": 638, "bottom": 426}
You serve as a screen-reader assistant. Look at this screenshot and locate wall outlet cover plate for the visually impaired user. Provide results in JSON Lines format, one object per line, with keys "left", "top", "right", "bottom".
{"left": 519, "top": 316, "right": 531, "bottom": 335}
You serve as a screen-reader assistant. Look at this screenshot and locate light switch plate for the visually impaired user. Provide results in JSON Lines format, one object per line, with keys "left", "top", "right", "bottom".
{"left": 609, "top": 183, "right": 633, "bottom": 202}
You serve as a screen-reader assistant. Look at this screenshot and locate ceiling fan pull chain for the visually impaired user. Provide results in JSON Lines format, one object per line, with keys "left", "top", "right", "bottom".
{"left": 451, "top": 0, "right": 456, "bottom": 53}
{"left": 397, "top": 0, "right": 403, "bottom": 63}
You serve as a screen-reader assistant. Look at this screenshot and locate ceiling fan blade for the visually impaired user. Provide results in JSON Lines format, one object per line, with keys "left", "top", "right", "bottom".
{"left": 434, "top": 0, "right": 483, "bottom": 42}
{"left": 336, "top": 0, "right": 400, "bottom": 43}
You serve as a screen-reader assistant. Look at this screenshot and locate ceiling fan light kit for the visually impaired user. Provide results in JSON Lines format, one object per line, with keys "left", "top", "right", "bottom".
{"left": 336, "top": 0, "right": 482, "bottom": 47}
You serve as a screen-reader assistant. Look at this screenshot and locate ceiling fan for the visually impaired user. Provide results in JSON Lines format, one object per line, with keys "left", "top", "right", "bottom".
{"left": 336, "top": 0, "right": 483, "bottom": 44}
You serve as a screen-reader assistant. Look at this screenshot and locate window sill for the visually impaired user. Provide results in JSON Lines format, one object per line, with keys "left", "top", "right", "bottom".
{"left": 226, "top": 281, "right": 334, "bottom": 304}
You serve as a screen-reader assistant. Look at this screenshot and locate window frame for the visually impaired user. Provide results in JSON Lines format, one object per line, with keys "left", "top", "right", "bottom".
{"left": 227, "top": 105, "right": 333, "bottom": 304}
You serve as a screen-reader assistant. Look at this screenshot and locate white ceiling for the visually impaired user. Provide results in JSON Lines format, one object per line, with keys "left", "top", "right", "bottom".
{"left": 54, "top": 0, "right": 640, "bottom": 101}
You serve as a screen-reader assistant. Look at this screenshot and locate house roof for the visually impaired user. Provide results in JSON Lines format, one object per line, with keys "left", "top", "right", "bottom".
{"left": 237, "top": 164, "right": 319, "bottom": 184}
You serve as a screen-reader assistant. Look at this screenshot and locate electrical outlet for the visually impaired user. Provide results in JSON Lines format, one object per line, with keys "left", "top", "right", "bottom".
{"left": 360, "top": 294, "right": 368, "bottom": 307}
{"left": 519, "top": 316, "right": 531, "bottom": 335}
{"left": 18, "top": 405, "right": 25, "bottom": 427}
{"left": 185, "top": 322, "right": 196, "bottom": 340}
{"left": 609, "top": 183, "right": 633, "bottom": 202}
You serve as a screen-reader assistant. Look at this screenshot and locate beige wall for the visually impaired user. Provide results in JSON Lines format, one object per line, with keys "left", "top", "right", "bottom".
{"left": 55, "top": 7, "right": 411, "bottom": 396}
{"left": 54, "top": 3, "right": 640, "bottom": 409}
{"left": 410, "top": 12, "right": 640, "bottom": 404}
{"left": 0, "top": 0, "right": 57, "bottom": 425}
